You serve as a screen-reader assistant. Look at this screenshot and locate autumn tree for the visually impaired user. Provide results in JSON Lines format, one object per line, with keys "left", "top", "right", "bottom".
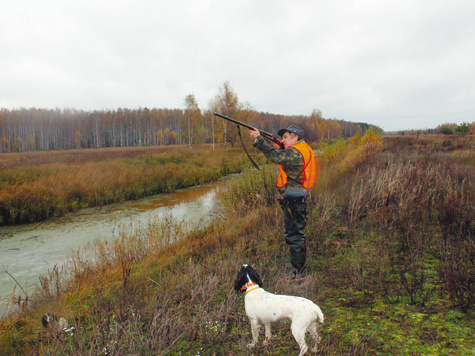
{"left": 308, "top": 109, "right": 323, "bottom": 141}
{"left": 12, "top": 137, "right": 23, "bottom": 152}
{"left": 74, "top": 130, "right": 83, "bottom": 148}
{"left": 470, "top": 122, "right": 475, "bottom": 135}
{"left": 210, "top": 81, "right": 240, "bottom": 148}
{"left": 156, "top": 129, "right": 163, "bottom": 145}
{"left": 327, "top": 120, "right": 342, "bottom": 140}
{"left": 183, "top": 94, "right": 202, "bottom": 149}
{"left": 1, "top": 135, "right": 9, "bottom": 153}
{"left": 163, "top": 128, "right": 170, "bottom": 144}
{"left": 27, "top": 135, "right": 36, "bottom": 151}
{"left": 169, "top": 130, "right": 177, "bottom": 144}
{"left": 196, "top": 126, "right": 209, "bottom": 144}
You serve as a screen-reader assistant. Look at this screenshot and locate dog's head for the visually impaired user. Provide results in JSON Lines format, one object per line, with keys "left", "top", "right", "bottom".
{"left": 234, "top": 264, "right": 263, "bottom": 293}
{"left": 41, "top": 313, "right": 58, "bottom": 328}
{"left": 41, "top": 313, "right": 74, "bottom": 333}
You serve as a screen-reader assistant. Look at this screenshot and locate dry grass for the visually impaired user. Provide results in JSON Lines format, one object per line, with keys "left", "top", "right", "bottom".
{"left": 0, "top": 145, "right": 252, "bottom": 225}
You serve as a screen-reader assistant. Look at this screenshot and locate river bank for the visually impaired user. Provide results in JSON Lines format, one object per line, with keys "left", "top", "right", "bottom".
{"left": 0, "top": 180, "right": 227, "bottom": 317}
{"left": 0, "top": 145, "right": 251, "bottom": 225}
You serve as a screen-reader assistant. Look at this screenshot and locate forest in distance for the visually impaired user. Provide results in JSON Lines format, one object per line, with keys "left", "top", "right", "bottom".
{"left": 2, "top": 80, "right": 473, "bottom": 154}
{"left": 0, "top": 107, "right": 373, "bottom": 153}
{"left": 1, "top": 81, "right": 380, "bottom": 153}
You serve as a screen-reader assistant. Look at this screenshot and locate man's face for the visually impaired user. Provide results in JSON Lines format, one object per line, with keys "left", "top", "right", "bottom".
{"left": 282, "top": 132, "right": 299, "bottom": 149}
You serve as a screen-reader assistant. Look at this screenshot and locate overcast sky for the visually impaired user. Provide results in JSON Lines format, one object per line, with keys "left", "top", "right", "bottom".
{"left": 1, "top": 0, "right": 474, "bottom": 132}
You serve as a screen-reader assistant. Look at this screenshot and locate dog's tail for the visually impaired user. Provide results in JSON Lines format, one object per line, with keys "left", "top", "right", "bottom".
{"left": 313, "top": 304, "right": 324, "bottom": 324}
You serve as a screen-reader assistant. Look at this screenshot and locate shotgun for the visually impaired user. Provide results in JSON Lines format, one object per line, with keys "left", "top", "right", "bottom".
{"left": 213, "top": 112, "right": 284, "bottom": 149}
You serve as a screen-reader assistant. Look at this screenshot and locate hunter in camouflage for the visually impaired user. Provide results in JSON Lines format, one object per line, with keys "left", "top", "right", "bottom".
{"left": 250, "top": 125, "right": 317, "bottom": 280}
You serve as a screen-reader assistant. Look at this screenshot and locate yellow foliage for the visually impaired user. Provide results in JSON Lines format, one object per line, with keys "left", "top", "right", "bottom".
{"left": 360, "top": 127, "right": 383, "bottom": 149}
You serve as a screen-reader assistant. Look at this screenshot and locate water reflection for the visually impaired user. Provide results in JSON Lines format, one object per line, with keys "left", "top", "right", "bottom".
{"left": 130, "top": 184, "right": 217, "bottom": 212}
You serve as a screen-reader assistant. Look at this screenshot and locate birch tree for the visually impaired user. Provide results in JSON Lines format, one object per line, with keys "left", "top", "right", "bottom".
{"left": 211, "top": 81, "right": 240, "bottom": 148}
{"left": 183, "top": 94, "right": 202, "bottom": 150}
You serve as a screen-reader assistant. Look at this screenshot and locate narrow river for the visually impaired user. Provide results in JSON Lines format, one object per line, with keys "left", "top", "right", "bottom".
{"left": 0, "top": 180, "right": 225, "bottom": 317}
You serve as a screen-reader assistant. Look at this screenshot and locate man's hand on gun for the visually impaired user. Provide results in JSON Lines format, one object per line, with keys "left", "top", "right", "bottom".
{"left": 249, "top": 128, "right": 260, "bottom": 140}
{"left": 250, "top": 129, "right": 281, "bottom": 149}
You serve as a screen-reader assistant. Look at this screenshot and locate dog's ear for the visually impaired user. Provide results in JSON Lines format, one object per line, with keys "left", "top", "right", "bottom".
{"left": 248, "top": 267, "right": 263, "bottom": 287}
{"left": 41, "top": 313, "right": 58, "bottom": 328}
{"left": 234, "top": 266, "right": 246, "bottom": 293}
{"left": 41, "top": 314, "right": 49, "bottom": 328}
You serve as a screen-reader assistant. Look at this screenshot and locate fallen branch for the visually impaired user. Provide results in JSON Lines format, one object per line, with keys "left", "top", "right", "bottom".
{"left": 2, "top": 266, "right": 28, "bottom": 297}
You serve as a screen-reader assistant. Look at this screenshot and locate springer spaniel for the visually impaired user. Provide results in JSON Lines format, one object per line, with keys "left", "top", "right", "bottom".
{"left": 41, "top": 313, "right": 75, "bottom": 333}
{"left": 234, "top": 264, "right": 324, "bottom": 356}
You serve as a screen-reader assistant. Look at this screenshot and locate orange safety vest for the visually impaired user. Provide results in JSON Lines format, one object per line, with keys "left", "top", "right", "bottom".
{"left": 276, "top": 143, "right": 317, "bottom": 189}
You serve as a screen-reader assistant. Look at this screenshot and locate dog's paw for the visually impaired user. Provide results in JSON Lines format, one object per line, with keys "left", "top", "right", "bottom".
{"left": 262, "top": 337, "right": 272, "bottom": 346}
{"left": 247, "top": 343, "right": 256, "bottom": 349}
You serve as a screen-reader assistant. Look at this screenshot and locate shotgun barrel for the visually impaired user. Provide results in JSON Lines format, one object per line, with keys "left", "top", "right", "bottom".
{"left": 213, "top": 112, "right": 284, "bottom": 149}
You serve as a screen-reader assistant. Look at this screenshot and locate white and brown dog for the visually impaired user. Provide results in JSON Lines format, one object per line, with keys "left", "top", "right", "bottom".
{"left": 234, "top": 264, "right": 324, "bottom": 356}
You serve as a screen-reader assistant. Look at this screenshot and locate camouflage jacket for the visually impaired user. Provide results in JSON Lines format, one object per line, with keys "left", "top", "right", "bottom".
{"left": 253, "top": 136, "right": 306, "bottom": 188}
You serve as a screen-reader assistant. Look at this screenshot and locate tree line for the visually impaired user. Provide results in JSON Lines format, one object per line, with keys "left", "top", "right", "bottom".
{"left": 387, "top": 122, "right": 475, "bottom": 136}
{"left": 0, "top": 82, "right": 377, "bottom": 153}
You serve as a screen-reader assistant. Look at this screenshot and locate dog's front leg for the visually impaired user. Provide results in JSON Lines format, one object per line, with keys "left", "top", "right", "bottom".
{"left": 247, "top": 318, "right": 260, "bottom": 348}
{"left": 262, "top": 323, "right": 272, "bottom": 346}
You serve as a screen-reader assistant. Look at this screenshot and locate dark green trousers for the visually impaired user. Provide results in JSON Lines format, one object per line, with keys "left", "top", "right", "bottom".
{"left": 280, "top": 201, "right": 308, "bottom": 272}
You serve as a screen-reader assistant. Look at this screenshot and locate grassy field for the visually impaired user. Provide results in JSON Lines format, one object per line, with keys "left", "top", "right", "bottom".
{"left": 0, "top": 145, "right": 252, "bottom": 225}
{"left": 0, "top": 134, "right": 474, "bottom": 355}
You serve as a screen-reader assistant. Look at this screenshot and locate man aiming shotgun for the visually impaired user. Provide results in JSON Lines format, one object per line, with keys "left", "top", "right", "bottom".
{"left": 250, "top": 123, "right": 317, "bottom": 280}
{"left": 213, "top": 112, "right": 284, "bottom": 150}
{"left": 214, "top": 112, "right": 318, "bottom": 280}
